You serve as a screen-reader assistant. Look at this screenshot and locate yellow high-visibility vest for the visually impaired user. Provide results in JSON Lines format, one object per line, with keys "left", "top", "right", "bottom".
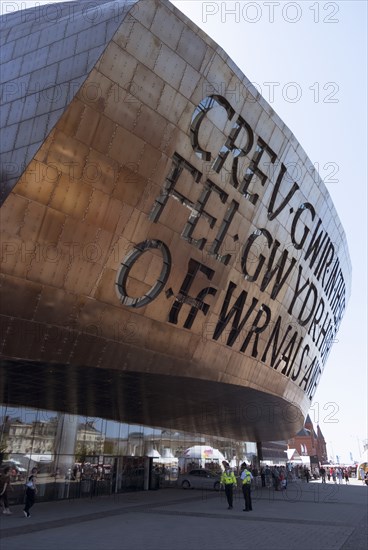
{"left": 221, "top": 471, "right": 237, "bottom": 485}
{"left": 242, "top": 470, "right": 252, "bottom": 484}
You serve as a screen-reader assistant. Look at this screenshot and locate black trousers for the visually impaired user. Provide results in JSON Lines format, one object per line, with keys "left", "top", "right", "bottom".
{"left": 224, "top": 484, "right": 234, "bottom": 507}
{"left": 1, "top": 491, "right": 9, "bottom": 509}
{"left": 242, "top": 484, "right": 252, "bottom": 510}
{"left": 24, "top": 491, "right": 35, "bottom": 514}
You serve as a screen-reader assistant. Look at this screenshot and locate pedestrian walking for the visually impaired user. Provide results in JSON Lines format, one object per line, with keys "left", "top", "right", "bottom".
{"left": 279, "top": 468, "right": 287, "bottom": 490}
{"left": 332, "top": 469, "right": 337, "bottom": 484}
{"left": 320, "top": 466, "right": 326, "bottom": 483}
{"left": 265, "top": 465, "right": 271, "bottom": 487}
{"left": 343, "top": 469, "right": 349, "bottom": 484}
{"left": 272, "top": 466, "right": 280, "bottom": 490}
{"left": 220, "top": 461, "right": 237, "bottom": 510}
{"left": 359, "top": 467, "right": 365, "bottom": 484}
{"left": 240, "top": 463, "right": 253, "bottom": 512}
{"left": 24, "top": 475, "right": 37, "bottom": 517}
{"left": 0, "top": 467, "right": 12, "bottom": 515}
{"left": 260, "top": 467, "right": 266, "bottom": 487}
{"left": 337, "top": 468, "right": 343, "bottom": 484}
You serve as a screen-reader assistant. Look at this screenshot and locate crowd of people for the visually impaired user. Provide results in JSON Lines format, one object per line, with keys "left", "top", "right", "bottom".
{"left": 241, "top": 464, "right": 311, "bottom": 489}
{"left": 217, "top": 461, "right": 367, "bottom": 512}
{"left": 319, "top": 466, "right": 353, "bottom": 484}
{"left": 220, "top": 463, "right": 362, "bottom": 494}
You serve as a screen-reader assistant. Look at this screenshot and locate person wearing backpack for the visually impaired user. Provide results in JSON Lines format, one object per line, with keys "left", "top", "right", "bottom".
{"left": 23, "top": 475, "right": 37, "bottom": 518}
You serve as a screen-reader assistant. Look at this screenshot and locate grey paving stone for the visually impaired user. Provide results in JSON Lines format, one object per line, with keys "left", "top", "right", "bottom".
{"left": 0, "top": 481, "right": 366, "bottom": 550}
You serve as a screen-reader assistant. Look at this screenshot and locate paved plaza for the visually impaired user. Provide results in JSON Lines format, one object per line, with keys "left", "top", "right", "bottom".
{"left": 1, "top": 478, "right": 367, "bottom": 550}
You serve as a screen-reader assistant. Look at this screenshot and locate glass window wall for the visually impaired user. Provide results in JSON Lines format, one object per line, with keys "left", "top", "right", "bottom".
{"left": 0, "top": 404, "right": 256, "bottom": 504}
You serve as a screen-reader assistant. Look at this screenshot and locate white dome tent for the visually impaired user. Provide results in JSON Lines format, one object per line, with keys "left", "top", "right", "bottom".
{"left": 178, "top": 445, "right": 226, "bottom": 473}
{"left": 146, "top": 448, "right": 161, "bottom": 459}
{"left": 152, "top": 448, "right": 178, "bottom": 468}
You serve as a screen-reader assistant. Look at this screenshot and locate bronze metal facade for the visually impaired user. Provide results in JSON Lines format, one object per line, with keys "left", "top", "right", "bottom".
{"left": 0, "top": 0, "right": 351, "bottom": 442}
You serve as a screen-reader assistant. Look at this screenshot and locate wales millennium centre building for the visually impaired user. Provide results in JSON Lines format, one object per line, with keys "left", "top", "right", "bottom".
{"left": 0, "top": 0, "right": 351, "bottom": 497}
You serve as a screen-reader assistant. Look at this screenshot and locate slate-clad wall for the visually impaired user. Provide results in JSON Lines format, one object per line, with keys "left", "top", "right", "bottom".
{"left": 0, "top": 0, "right": 137, "bottom": 203}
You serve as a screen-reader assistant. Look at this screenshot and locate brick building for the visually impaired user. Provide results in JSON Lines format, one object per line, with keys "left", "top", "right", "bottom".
{"left": 288, "top": 415, "right": 328, "bottom": 464}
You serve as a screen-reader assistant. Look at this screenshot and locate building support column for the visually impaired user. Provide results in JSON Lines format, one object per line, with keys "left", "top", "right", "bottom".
{"left": 256, "top": 441, "right": 263, "bottom": 467}
{"left": 54, "top": 413, "right": 78, "bottom": 478}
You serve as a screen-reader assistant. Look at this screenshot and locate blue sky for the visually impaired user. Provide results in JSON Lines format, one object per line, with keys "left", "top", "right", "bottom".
{"left": 2, "top": 0, "right": 367, "bottom": 463}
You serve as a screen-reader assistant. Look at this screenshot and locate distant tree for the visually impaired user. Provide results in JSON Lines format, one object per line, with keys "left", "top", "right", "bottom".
{"left": 75, "top": 445, "right": 87, "bottom": 464}
{"left": 0, "top": 444, "right": 9, "bottom": 466}
{"left": 103, "top": 440, "right": 115, "bottom": 455}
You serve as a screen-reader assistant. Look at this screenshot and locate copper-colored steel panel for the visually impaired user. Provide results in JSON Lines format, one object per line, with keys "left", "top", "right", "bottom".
{"left": 0, "top": 275, "right": 41, "bottom": 320}
{"left": 113, "top": 169, "right": 147, "bottom": 207}
{"left": 85, "top": 149, "right": 119, "bottom": 196}
{"left": 74, "top": 105, "right": 102, "bottom": 147}
{"left": 15, "top": 160, "right": 59, "bottom": 205}
{"left": 35, "top": 286, "right": 85, "bottom": 325}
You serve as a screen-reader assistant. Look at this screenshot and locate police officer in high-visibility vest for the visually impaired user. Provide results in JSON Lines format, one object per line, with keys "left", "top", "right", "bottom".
{"left": 240, "top": 463, "right": 253, "bottom": 511}
{"left": 220, "top": 461, "right": 237, "bottom": 509}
